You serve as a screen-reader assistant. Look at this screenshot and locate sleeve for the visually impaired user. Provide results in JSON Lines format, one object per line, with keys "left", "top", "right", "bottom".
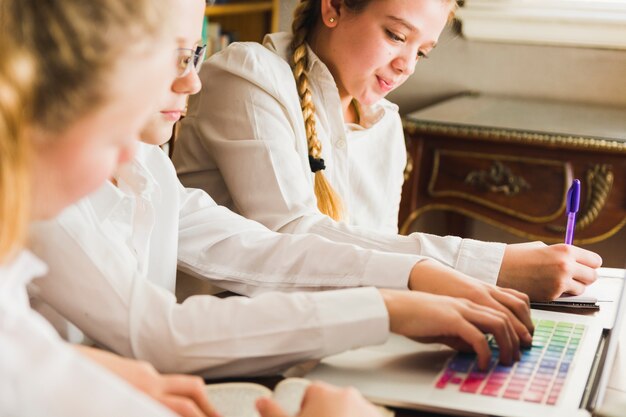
{"left": 0, "top": 308, "right": 175, "bottom": 417}
{"left": 177, "top": 183, "right": 424, "bottom": 294}
{"left": 29, "top": 214, "right": 390, "bottom": 377}
{"left": 175, "top": 43, "right": 505, "bottom": 285}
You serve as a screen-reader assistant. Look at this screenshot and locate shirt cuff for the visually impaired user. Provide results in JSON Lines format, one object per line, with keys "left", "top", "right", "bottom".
{"left": 361, "top": 252, "right": 424, "bottom": 289}
{"left": 312, "top": 287, "right": 389, "bottom": 356}
{"left": 455, "top": 239, "right": 506, "bottom": 285}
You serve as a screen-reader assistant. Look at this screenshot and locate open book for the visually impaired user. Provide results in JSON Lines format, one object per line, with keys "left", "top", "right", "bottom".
{"left": 204, "top": 377, "right": 394, "bottom": 417}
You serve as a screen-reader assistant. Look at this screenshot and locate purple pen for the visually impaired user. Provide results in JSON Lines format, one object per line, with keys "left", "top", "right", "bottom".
{"left": 565, "top": 179, "right": 581, "bottom": 245}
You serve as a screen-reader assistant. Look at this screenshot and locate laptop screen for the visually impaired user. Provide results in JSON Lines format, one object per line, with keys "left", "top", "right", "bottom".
{"left": 591, "top": 267, "right": 626, "bottom": 409}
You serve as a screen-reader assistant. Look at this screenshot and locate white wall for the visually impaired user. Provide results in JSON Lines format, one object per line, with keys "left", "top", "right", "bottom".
{"left": 388, "top": 25, "right": 626, "bottom": 114}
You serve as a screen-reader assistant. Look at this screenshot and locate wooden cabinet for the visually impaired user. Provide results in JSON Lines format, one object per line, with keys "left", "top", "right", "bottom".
{"left": 399, "top": 93, "right": 626, "bottom": 245}
{"left": 205, "top": 0, "right": 280, "bottom": 44}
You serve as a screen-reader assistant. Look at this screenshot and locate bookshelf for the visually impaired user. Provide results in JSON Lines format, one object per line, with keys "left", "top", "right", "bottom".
{"left": 205, "top": 0, "right": 280, "bottom": 51}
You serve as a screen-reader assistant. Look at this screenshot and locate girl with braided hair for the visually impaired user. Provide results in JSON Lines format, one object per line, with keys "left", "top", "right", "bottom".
{"left": 173, "top": 0, "right": 601, "bottom": 302}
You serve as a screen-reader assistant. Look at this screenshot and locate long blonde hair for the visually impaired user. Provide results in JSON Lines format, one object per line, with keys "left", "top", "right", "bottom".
{"left": 0, "top": 0, "right": 173, "bottom": 260}
{"left": 0, "top": 43, "right": 34, "bottom": 262}
{"left": 290, "top": 0, "right": 458, "bottom": 221}
{"left": 0, "top": 0, "right": 173, "bottom": 134}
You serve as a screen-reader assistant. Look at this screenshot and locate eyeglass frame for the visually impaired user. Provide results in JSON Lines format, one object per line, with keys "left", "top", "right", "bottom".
{"left": 177, "top": 44, "right": 207, "bottom": 78}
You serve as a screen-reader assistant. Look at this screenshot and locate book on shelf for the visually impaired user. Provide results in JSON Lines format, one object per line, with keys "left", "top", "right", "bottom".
{"left": 204, "top": 377, "right": 394, "bottom": 417}
{"left": 205, "top": 21, "right": 237, "bottom": 56}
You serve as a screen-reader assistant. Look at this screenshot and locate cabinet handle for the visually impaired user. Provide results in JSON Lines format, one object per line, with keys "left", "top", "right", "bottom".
{"left": 464, "top": 161, "right": 530, "bottom": 196}
{"left": 547, "top": 164, "right": 614, "bottom": 233}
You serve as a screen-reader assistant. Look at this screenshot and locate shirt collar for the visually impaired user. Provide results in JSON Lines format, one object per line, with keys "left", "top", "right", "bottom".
{"left": 88, "top": 142, "right": 161, "bottom": 223}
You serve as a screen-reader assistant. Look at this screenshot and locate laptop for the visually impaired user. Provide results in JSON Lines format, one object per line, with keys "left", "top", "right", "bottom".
{"left": 305, "top": 268, "right": 626, "bottom": 417}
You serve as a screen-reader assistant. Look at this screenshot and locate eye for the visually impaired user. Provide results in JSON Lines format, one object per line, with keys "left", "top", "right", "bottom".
{"left": 177, "top": 54, "right": 192, "bottom": 71}
{"left": 417, "top": 51, "right": 430, "bottom": 60}
{"left": 385, "top": 29, "right": 405, "bottom": 43}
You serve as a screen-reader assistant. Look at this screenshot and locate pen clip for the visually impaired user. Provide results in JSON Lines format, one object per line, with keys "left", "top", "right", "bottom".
{"left": 566, "top": 179, "right": 581, "bottom": 214}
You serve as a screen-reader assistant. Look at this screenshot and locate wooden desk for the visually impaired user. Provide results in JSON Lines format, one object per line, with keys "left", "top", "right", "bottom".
{"left": 399, "top": 94, "right": 626, "bottom": 245}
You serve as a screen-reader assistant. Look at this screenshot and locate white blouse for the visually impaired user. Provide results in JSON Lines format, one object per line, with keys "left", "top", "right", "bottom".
{"left": 29, "top": 142, "right": 395, "bottom": 377}
{"left": 0, "top": 250, "right": 175, "bottom": 417}
{"left": 173, "top": 32, "right": 505, "bottom": 283}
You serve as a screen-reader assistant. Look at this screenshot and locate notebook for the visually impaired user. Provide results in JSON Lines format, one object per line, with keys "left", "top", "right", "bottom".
{"left": 305, "top": 268, "right": 626, "bottom": 417}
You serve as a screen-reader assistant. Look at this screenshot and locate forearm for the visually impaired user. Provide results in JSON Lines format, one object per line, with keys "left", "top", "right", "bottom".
{"left": 283, "top": 213, "right": 506, "bottom": 284}
{"left": 178, "top": 196, "right": 421, "bottom": 294}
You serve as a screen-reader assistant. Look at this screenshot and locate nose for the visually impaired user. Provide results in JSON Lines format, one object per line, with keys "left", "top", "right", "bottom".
{"left": 172, "top": 69, "right": 202, "bottom": 96}
{"left": 392, "top": 56, "right": 416, "bottom": 76}
{"left": 391, "top": 47, "right": 418, "bottom": 76}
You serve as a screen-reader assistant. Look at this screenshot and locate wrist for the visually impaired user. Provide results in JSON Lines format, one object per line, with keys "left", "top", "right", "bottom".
{"left": 379, "top": 289, "right": 403, "bottom": 334}
{"left": 408, "top": 259, "right": 440, "bottom": 291}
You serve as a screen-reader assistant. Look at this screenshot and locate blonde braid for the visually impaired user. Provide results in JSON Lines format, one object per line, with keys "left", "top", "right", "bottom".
{"left": 290, "top": 0, "right": 344, "bottom": 221}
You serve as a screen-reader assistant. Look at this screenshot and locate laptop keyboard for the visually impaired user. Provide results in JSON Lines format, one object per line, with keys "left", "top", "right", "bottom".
{"left": 435, "top": 320, "right": 585, "bottom": 405}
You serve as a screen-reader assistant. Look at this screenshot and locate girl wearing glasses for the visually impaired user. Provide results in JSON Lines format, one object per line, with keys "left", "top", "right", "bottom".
{"left": 0, "top": 1, "right": 220, "bottom": 416}
{"left": 172, "top": 0, "right": 602, "bottom": 301}
{"left": 30, "top": 0, "right": 530, "bottom": 381}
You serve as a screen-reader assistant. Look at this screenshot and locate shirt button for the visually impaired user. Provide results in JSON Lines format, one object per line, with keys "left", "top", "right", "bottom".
{"left": 335, "top": 139, "right": 346, "bottom": 149}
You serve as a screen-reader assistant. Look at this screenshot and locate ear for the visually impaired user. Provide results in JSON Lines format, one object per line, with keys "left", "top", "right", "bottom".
{"left": 320, "top": 0, "right": 342, "bottom": 28}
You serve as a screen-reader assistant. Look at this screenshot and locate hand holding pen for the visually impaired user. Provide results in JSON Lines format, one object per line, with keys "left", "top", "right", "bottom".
{"left": 565, "top": 179, "right": 581, "bottom": 245}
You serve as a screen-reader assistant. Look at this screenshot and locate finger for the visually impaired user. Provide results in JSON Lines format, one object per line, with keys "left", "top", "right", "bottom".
{"left": 454, "top": 319, "right": 492, "bottom": 370}
{"left": 301, "top": 381, "right": 333, "bottom": 407}
{"left": 472, "top": 292, "right": 523, "bottom": 353}
{"left": 499, "top": 287, "right": 531, "bottom": 308}
{"left": 163, "top": 375, "right": 220, "bottom": 417}
{"left": 561, "top": 278, "right": 587, "bottom": 296}
{"left": 570, "top": 263, "right": 599, "bottom": 286}
{"left": 491, "top": 289, "right": 534, "bottom": 344}
{"left": 466, "top": 306, "right": 516, "bottom": 366}
{"left": 570, "top": 245, "right": 603, "bottom": 268}
{"left": 256, "top": 397, "right": 289, "bottom": 417}
{"left": 161, "top": 396, "right": 205, "bottom": 417}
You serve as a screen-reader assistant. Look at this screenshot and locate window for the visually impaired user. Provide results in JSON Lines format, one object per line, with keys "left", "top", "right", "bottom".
{"left": 457, "top": 0, "right": 626, "bottom": 49}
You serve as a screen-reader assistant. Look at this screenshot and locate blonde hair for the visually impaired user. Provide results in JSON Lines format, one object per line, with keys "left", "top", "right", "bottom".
{"left": 0, "top": 43, "right": 34, "bottom": 262}
{"left": 1, "top": 0, "right": 173, "bottom": 134}
{"left": 290, "top": 0, "right": 458, "bottom": 221}
{"left": 0, "top": 0, "right": 173, "bottom": 260}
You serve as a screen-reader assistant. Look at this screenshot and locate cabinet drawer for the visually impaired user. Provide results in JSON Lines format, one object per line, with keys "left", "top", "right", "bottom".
{"left": 428, "top": 150, "right": 571, "bottom": 222}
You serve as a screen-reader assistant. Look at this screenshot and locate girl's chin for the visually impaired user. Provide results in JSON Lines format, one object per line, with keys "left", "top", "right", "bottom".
{"left": 357, "top": 92, "right": 386, "bottom": 106}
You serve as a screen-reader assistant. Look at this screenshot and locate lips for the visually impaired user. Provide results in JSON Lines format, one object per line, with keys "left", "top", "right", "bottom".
{"left": 376, "top": 75, "right": 395, "bottom": 93}
{"left": 160, "top": 110, "right": 183, "bottom": 122}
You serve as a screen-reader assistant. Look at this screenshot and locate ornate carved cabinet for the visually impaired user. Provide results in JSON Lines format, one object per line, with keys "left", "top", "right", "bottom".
{"left": 399, "top": 93, "right": 626, "bottom": 245}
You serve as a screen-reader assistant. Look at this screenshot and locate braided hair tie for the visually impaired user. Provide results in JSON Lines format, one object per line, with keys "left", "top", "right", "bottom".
{"left": 308, "top": 155, "right": 326, "bottom": 173}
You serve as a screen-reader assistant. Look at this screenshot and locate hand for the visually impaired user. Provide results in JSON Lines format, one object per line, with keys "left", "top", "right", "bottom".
{"left": 256, "top": 382, "right": 383, "bottom": 417}
{"left": 75, "top": 346, "right": 220, "bottom": 417}
{"left": 379, "top": 288, "right": 523, "bottom": 370}
{"left": 408, "top": 260, "right": 533, "bottom": 347}
{"left": 498, "top": 242, "right": 602, "bottom": 301}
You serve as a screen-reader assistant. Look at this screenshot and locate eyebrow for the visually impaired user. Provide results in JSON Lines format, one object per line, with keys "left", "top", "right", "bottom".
{"left": 386, "top": 15, "right": 439, "bottom": 49}
{"left": 177, "top": 37, "right": 204, "bottom": 46}
{"left": 387, "top": 15, "right": 417, "bottom": 32}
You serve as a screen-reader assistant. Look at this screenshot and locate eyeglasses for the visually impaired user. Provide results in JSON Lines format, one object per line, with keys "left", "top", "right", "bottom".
{"left": 176, "top": 44, "right": 207, "bottom": 78}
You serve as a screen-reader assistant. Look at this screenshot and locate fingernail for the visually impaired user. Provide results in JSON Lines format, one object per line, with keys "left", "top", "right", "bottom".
{"left": 524, "top": 332, "right": 533, "bottom": 345}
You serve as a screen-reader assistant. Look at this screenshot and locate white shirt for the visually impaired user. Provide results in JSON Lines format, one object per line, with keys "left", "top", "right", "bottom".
{"left": 173, "top": 32, "right": 505, "bottom": 283}
{"left": 0, "top": 250, "right": 175, "bottom": 417}
{"left": 29, "top": 142, "right": 395, "bottom": 377}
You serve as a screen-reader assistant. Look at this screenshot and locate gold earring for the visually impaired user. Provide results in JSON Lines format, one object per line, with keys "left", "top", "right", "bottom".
{"left": 329, "top": 17, "right": 335, "bottom": 23}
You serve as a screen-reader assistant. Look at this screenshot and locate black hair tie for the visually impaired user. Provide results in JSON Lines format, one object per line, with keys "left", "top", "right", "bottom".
{"left": 308, "top": 155, "right": 326, "bottom": 173}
